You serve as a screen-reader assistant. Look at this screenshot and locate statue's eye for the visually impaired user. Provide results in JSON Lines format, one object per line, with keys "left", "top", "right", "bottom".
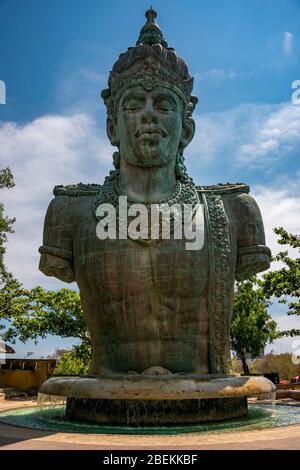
{"left": 156, "top": 100, "right": 175, "bottom": 112}
{"left": 123, "top": 99, "right": 143, "bottom": 111}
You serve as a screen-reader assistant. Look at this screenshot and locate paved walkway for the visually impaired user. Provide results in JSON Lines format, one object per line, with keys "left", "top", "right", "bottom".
{"left": 0, "top": 399, "right": 300, "bottom": 450}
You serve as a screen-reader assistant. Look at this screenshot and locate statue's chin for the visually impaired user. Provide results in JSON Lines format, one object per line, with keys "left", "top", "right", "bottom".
{"left": 124, "top": 152, "right": 174, "bottom": 169}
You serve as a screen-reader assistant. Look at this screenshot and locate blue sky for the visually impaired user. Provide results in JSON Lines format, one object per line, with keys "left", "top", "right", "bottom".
{"left": 1, "top": 0, "right": 300, "bottom": 119}
{"left": 0, "top": 0, "right": 299, "bottom": 358}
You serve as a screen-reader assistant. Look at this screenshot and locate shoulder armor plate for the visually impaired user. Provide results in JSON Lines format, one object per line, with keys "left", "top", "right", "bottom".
{"left": 53, "top": 183, "right": 102, "bottom": 197}
{"left": 196, "top": 183, "right": 250, "bottom": 195}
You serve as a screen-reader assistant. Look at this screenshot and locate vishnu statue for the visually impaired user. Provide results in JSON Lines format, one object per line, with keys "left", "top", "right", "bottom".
{"left": 39, "top": 9, "right": 274, "bottom": 424}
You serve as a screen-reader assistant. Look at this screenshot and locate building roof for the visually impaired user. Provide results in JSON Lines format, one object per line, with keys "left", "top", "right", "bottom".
{"left": 0, "top": 343, "right": 15, "bottom": 354}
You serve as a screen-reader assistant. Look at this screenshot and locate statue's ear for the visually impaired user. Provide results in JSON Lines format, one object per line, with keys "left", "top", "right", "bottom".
{"left": 180, "top": 117, "right": 195, "bottom": 149}
{"left": 106, "top": 118, "right": 119, "bottom": 147}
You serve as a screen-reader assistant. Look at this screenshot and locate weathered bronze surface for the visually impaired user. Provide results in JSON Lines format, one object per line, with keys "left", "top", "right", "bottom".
{"left": 38, "top": 9, "right": 272, "bottom": 423}
{"left": 66, "top": 397, "right": 248, "bottom": 425}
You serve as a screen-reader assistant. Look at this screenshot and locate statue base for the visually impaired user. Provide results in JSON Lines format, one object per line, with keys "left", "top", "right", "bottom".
{"left": 66, "top": 396, "right": 248, "bottom": 425}
{"left": 39, "top": 374, "right": 275, "bottom": 425}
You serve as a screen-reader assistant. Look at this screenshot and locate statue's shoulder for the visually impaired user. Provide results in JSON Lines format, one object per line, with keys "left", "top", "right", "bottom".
{"left": 196, "top": 182, "right": 261, "bottom": 221}
{"left": 196, "top": 183, "right": 256, "bottom": 222}
{"left": 53, "top": 183, "right": 101, "bottom": 197}
{"left": 44, "top": 183, "right": 102, "bottom": 232}
{"left": 196, "top": 182, "right": 249, "bottom": 195}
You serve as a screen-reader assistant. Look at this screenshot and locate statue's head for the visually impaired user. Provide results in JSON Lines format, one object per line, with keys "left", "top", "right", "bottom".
{"left": 101, "top": 9, "right": 198, "bottom": 180}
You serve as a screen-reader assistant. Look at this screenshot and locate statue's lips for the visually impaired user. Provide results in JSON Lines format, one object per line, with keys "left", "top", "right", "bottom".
{"left": 135, "top": 127, "right": 166, "bottom": 138}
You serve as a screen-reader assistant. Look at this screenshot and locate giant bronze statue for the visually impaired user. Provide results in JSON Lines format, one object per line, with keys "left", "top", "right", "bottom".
{"left": 39, "top": 10, "right": 275, "bottom": 425}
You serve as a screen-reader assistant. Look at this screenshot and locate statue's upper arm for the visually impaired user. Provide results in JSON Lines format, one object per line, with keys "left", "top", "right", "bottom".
{"left": 38, "top": 196, "right": 75, "bottom": 283}
{"left": 232, "top": 193, "right": 271, "bottom": 280}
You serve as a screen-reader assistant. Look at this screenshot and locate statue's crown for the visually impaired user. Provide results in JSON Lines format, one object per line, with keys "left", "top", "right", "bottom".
{"left": 136, "top": 7, "right": 168, "bottom": 47}
{"left": 101, "top": 8, "right": 198, "bottom": 119}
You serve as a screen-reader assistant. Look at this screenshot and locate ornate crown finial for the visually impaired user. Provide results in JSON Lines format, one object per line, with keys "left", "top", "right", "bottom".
{"left": 146, "top": 7, "right": 157, "bottom": 21}
{"left": 136, "top": 8, "right": 168, "bottom": 47}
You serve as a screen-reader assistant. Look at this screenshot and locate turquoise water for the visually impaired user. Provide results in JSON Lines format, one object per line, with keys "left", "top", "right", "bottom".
{"left": 0, "top": 404, "right": 300, "bottom": 435}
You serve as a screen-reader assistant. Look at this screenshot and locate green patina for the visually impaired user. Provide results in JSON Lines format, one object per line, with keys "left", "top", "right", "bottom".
{"left": 38, "top": 10, "right": 271, "bottom": 424}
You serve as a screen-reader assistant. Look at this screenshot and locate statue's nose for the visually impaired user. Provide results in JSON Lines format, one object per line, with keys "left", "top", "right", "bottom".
{"left": 141, "top": 101, "right": 157, "bottom": 123}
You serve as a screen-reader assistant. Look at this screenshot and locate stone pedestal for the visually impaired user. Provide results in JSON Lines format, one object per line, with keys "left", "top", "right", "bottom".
{"left": 39, "top": 374, "right": 275, "bottom": 426}
{"left": 66, "top": 396, "right": 248, "bottom": 425}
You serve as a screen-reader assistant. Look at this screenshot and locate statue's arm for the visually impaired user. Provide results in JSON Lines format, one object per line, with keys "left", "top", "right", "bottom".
{"left": 231, "top": 192, "right": 271, "bottom": 281}
{"left": 38, "top": 196, "right": 75, "bottom": 283}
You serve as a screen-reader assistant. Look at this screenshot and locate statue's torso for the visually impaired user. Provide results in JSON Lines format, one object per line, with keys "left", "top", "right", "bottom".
{"left": 39, "top": 182, "right": 270, "bottom": 376}
{"left": 73, "top": 195, "right": 210, "bottom": 374}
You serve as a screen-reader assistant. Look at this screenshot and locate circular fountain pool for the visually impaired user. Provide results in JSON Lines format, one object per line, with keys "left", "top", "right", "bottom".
{"left": 0, "top": 404, "right": 300, "bottom": 435}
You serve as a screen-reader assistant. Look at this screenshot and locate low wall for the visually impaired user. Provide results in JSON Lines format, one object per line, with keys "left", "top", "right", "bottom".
{"left": 276, "top": 384, "right": 300, "bottom": 400}
{"left": 0, "top": 359, "right": 56, "bottom": 391}
{"left": 0, "top": 369, "right": 48, "bottom": 391}
{"left": 276, "top": 383, "right": 300, "bottom": 390}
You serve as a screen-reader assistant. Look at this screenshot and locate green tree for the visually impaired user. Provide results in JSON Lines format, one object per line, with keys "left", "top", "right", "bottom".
{"left": 0, "top": 169, "right": 91, "bottom": 369}
{"left": 0, "top": 167, "right": 15, "bottom": 281}
{"left": 0, "top": 167, "right": 21, "bottom": 345}
{"left": 0, "top": 283, "right": 92, "bottom": 375}
{"left": 47, "top": 348, "right": 70, "bottom": 360}
{"left": 0, "top": 286, "right": 89, "bottom": 346}
{"left": 252, "top": 353, "right": 300, "bottom": 381}
{"left": 261, "top": 227, "right": 300, "bottom": 337}
{"left": 230, "top": 356, "right": 243, "bottom": 374}
{"left": 55, "top": 343, "right": 91, "bottom": 375}
{"left": 0, "top": 275, "right": 30, "bottom": 317}
{"left": 231, "top": 277, "right": 278, "bottom": 374}
{"left": 0, "top": 285, "right": 91, "bottom": 375}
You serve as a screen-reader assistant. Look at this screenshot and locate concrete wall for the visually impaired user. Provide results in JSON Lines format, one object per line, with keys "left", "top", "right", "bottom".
{"left": 0, "top": 360, "right": 56, "bottom": 391}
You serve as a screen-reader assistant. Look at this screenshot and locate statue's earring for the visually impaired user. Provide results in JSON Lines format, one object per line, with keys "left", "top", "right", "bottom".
{"left": 180, "top": 117, "right": 195, "bottom": 149}
{"left": 175, "top": 149, "right": 193, "bottom": 184}
{"left": 107, "top": 118, "right": 119, "bottom": 146}
{"left": 175, "top": 150, "right": 185, "bottom": 179}
{"left": 113, "top": 151, "right": 121, "bottom": 170}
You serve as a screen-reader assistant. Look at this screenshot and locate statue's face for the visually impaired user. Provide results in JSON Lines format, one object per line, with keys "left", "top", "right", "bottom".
{"left": 113, "top": 85, "right": 184, "bottom": 168}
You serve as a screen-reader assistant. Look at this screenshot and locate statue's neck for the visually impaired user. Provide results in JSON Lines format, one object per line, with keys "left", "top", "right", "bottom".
{"left": 118, "top": 159, "right": 177, "bottom": 203}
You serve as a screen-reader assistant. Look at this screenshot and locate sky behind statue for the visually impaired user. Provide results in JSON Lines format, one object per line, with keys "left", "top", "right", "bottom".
{"left": 0, "top": 0, "right": 299, "bottom": 357}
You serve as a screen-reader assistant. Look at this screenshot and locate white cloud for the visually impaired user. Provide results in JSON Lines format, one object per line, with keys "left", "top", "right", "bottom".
{"left": 238, "top": 102, "right": 300, "bottom": 162}
{"left": 54, "top": 68, "right": 107, "bottom": 114}
{"left": 194, "top": 69, "right": 237, "bottom": 81}
{"left": 188, "top": 104, "right": 254, "bottom": 164}
{"left": 188, "top": 101, "right": 300, "bottom": 166}
{"left": 0, "top": 113, "right": 113, "bottom": 288}
{"left": 283, "top": 31, "right": 293, "bottom": 55}
{"left": 275, "top": 315, "right": 300, "bottom": 332}
{"left": 265, "top": 315, "right": 300, "bottom": 355}
{"left": 253, "top": 181, "right": 300, "bottom": 260}
{"left": 252, "top": 182, "right": 300, "bottom": 356}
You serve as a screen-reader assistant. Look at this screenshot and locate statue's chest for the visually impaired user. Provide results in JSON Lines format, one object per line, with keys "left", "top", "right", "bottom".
{"left": 73, "top": 211, "right": 209, "bottom": 300}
